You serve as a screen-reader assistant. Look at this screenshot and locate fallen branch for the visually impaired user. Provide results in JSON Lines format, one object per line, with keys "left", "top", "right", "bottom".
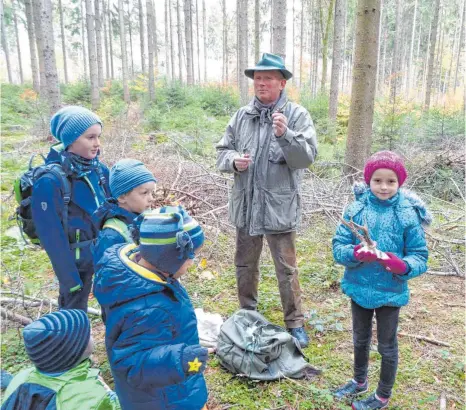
{"left": 0, "top": 307, "right": 33, "bottom": 326}
{"left": 0, "top": 292, "right": 100, "bottom": 316}
{"left": 398, "top": 332, "right": 451, "bottom": 347}
{"left": 440, "top": 392, "right": 447, "bottom": 410}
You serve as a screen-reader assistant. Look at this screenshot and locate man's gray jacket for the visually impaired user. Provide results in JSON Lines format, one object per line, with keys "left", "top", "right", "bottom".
{"left": 216, "top": 94, "right": 317, "bottom": 236}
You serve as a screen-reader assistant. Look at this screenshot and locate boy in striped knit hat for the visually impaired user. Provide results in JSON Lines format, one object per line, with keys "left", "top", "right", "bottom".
{"left": 93, "top": 206, "right": 208, "bottom": 410}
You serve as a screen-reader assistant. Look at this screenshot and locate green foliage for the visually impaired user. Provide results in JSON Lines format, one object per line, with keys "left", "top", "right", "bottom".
{"left": 144, "top": 104, "right": 163, "bottom": 131}
{"left": 0, "top": 84, "right": 37, "bottom": 126}
{"left": 61, "top": 81, "right": 91, "bottom": 105}
{"left": 97, "top": 96, "right": 127, "bottom": 123}
{"left": 420, "top": 107, "right": 465, "bottom": 143}
{"left": 158, "top": 82, "right": 188, "bottom": 109}
{"left": 101, "top": 80, "right": 124, "bottom": 100}
{"left": 198, "top": 85, "right": 240, "bottom": 117}
{"left": 308, "top": 309, "right": 346, "bottom": 333}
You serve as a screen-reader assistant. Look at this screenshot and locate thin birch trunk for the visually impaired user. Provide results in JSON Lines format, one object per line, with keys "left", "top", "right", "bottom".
{"left": 119, "top": 0, "right": 130, "bottom": 102}
{"left": 24, "top": 0, "right": 40, "bottom": 91}
{"left": 146, "top": 0, "right": 155, "bottom": 100}
{"left": 13, "top": 2, "right": 23, "bottom": 84}
{"left": 139, "top": 0, "right": 146, "bottom": 74}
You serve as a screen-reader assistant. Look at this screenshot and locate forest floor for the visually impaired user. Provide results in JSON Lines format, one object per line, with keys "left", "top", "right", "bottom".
{"left": 1, "top": 126, "right": 464, "bottom": 410}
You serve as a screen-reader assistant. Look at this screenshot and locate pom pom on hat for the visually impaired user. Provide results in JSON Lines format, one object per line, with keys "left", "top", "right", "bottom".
{"left": 50, "top": 106, "right": 102, "bottom": 149}
{"left": 22, "top": 309, "right": 91, "bottom": 374}
{"left": 364, "top": 151, "right": 407, "bottom": 186}
{"left": 110, "top": 158, "right": 157, "bottom": 199}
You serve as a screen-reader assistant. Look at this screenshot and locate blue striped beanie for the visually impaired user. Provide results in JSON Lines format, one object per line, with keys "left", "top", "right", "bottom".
{"left": 22, "top": 309, "right": 91, "bottom": 374}
{"left": 50, "top": 106, "right": 102, "bottom": 149}
{"left": 138, "top": 206, "right": 204, "bottom": 275}
{"left": 110, "top": 158, "right": 157, "bottom": 198}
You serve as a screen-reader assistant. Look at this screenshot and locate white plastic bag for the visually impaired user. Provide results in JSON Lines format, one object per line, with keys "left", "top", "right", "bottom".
{"left": 195, "top": 308, "right": 223, "bottom": 348}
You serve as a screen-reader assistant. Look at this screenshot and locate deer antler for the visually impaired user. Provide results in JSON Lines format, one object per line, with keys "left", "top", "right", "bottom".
{"left": 339, "top": 217, "right": 376, "bottom": 248}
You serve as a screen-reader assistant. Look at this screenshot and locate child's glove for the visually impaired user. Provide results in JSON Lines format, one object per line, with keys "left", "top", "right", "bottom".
{"left": 378, "top": 252, "right": 407, "bottom": 274}
{"left": 182, "top": 345, "right": 208, "bottom": 375}
{"left": 353, "top": 244, "right": 378, "bottom": 263}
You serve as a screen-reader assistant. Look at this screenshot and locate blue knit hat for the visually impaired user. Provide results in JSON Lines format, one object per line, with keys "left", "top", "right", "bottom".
{"left": 50, "top": 106, "right": 102, "bottom": 149}
{"left": 110, "top": 159, "right": 157, "bottom": 199}
{"left": 22, "top": 309, "right": 91, "bottom": 374}
{"left": 138, "top": 206, "right": 204, "bottom": 275}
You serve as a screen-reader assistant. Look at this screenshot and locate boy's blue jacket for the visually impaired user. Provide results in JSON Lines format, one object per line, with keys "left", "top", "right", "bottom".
{"left": 333, "top": 183, "right": 431, "bottom": 309}
{"left": 31, "top": 146, "right": 109, "bottom": 293}
{"left": 91, "top": 198, "right": 136, "bottom": 265}
{"left": 94, "top": 243, "right": 208, "bottom": 410}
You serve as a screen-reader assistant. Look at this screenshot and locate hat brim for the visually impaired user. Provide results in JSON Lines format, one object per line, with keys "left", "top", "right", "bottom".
{"left": 245, "top": 67, "right": 293, "bottom": 80}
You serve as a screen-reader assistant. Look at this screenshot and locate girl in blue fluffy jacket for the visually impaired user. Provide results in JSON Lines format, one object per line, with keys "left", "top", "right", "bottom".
{"left": 332, "top": 151, "right": 431, "bottom": 410}
{"left": 94, "top": 206, "right": 208, "bottom": 410}
{"left": 32, "top": 106, "right": 110, "bottom": 311}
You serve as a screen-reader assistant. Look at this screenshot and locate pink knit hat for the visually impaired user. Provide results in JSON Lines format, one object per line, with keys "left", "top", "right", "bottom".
{"left": 363, "top": 151, "right": 407, "bottom": 186}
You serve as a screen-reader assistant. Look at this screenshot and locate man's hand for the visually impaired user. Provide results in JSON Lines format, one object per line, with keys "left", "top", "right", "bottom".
{"left": 234, "top": 153, "right": 252, "bottom": 172}
{"left": 272, "top": 112, "right": 288, "bottom": 137}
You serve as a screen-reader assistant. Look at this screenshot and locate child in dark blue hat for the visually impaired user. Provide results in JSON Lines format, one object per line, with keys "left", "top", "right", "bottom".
{"left": 31, "top": 106, "right": 110, "bottom": 312}
{"left": 94, "top": 206, "right": 208, "bottom": 410}
{"left": 92, "top": 158, "right": 157, "bottom": 266}
{"left": 1, "top": 309, "right": 120, "bottom": 409}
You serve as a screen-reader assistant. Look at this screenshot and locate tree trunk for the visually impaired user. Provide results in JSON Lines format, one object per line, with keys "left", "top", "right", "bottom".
{"left": 238, "top": 0, "right": 248, "bottom": 105}
{"left": 312, "top": 0, "right": 320, "bottom": 96}
{"left": 139, "top": 0, "right": 146, "bottom": 74}
{"left": 95, "top": 0, "right": 104, "bottom": 86}
{"left": 24, "top": 0, "right": 40, "bottom": 91}
{"left": 454, "top": 0, "right": 465, "bottom": 93}
{"left": 57, "top": 0, "right": 68, "bottom": 84}
{"left": 164, "top": 0, "right": 170, "bottom": 80}
{"left": 0, "top": 0, "right": 12, "bottom": 83}
{"left": 344, "top": 0, "right": 381, "bottom": 175}
{"left": 146, "top": 0, "right": 155, "bottom": 100}
{"left": 119, "top": 0, "right": 130, "bottom": 102}
{"left": 13, "top": 1, "right": 23, "bottom": 84}
{"left": 32, "top": 0, "right": 47, "bottom": 93}
{"left": 202, "top": 0, "right": 207, "bottom": 81}
{"left": 184, "top": 0, "right": 193, "bottom": 85}
{"left": 195, "top": 0, "right": 201, "bottom": 83}
{"left": 270, "top": 0, "right": 273, "bottom": 51}
{"left": 389, "top": 0, "right": 401, "bottom": 102}
{"left": 380, "top": 24, "right": 387, "bottom": 91}
{"left": 103, "top": 0, "right": 110, "bottom": 79}
{"left": 319, "top": 0, "right": 336, "bottom": 93}
{"left": 413, "top": 21, "right": 422, "bottom": 91}
{"left": 424, "top": 0, "right": 440, "bottom": 110}
{"left": 329, "top": 0, "right": 344, "bottom": 127}
{"left": 108, "top": 0, "right": 114, "bottom": 79}
{"left": 42, "top": 0, "right": 61, "bottom": 114}
{"left": 292, "top": 0, "right": 295, "bottom": 85}
{"left": 169, "top": 0, "right": 176, "bottom": 80}
{"left": 81, "top": 1, "right": 88, "bottom": 80}
{"left": 375, "top": 0, "right": 383, "bottom": 91}
{"left": 152, "top": 0, "right": 158, "bottom": 71}
{"left": 222, "top": 0, "right": 228, "bottom": 83}
{"left": 254, "top": 0, "right": 260, "bottom": 63}
{"left": 406, "top": 0, "right": 417, "bottom": 97}
{"left": 176, "top": 0, "right": 183, "bottom": 82}
{"left": 128, "top": 2, "right": 134, "bottom": 77}
{"left": 299, "top": 0, "right": 304, "bottom": 87}
{"left": 271, "top": 0, "right": 286, "bottom": 59}
{"left": 86, "top": 0, "right": 100, "bottom": 109}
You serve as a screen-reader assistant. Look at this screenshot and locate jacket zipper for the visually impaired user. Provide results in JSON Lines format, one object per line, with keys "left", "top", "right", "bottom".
{"left": 76, "top": 229, "right": 80, "bottom": 259}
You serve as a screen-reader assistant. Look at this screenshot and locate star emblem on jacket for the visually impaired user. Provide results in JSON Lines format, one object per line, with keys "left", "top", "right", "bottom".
{"left": 188, "top": 357, "right": 203, "bottom": 372}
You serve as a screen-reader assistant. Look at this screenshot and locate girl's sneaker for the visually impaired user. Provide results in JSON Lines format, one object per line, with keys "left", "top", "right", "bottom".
{"left": 352, "top": 393, "right": 389, "bottom": 409}
{"left": 333, "top": 379, "right": 368, "bottom": 400}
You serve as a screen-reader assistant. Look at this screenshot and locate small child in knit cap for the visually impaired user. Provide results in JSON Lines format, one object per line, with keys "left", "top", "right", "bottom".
{"left": 332, "top": 151, "right": 431, "bottom": 409}
{"left": 1, "top": 309, "right": 120, "bottom": 410}
{"left": 92, "top": 158, "right": 157, "bottom": 266}
{"left": 93, "top": 206, "right": 208, "bottom": 410}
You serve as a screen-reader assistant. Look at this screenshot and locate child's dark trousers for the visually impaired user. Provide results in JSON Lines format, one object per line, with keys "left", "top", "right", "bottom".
{"left": 351, "top": 300, "right": 400, "bottom": 399}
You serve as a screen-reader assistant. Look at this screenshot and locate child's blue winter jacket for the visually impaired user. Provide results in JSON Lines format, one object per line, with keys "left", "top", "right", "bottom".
{"left": 94, "top": 243, "right": 208, "bottom": 410}
{"left": 332, "top": 184, "right": 431, "bottom": 309}
{"left": 91, "top": 198, "right": 136, "bottom": 266}
{"left": 31, "top": 145, "right": 109, "bottom": 294}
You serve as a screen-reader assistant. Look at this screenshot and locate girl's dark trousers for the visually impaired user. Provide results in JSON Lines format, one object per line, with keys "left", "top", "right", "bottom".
{"left": 351, "top": 300, "right": 401, "bottom": 399}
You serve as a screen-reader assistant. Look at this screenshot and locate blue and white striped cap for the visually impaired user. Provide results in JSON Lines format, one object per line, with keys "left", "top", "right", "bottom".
{"left": 139, "top": 206, "right": 204, "bottom": 275}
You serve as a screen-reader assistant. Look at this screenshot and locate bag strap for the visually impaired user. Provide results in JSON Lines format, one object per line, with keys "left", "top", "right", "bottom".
{"left": 96, "top": 164, "right": 111, "bottom": 198}
{"left": 103, "top": 218, "right": 132, "bottom": 243}
{"left": 28, "top": 153, "right": 46, "bottom": 170}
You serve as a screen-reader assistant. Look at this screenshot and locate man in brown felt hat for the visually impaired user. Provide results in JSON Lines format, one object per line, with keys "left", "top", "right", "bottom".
{"left": 216, "top": 52, "right": 318, "bottom": 348}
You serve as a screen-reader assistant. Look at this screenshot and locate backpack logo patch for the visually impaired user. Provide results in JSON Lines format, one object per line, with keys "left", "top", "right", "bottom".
{"left": 41, "top": 202, "right": 48, "bottom": 211}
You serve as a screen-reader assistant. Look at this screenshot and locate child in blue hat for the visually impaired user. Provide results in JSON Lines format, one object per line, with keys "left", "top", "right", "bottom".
{"left": 31, "top": 106, "right": 110, "bottom": 312}
{"left": 92, "top": 158, "right": 157, "bottom": 266}
{"left": 1, "top": 309, "right": 120, "bottom": 409}
{"left": 94, "top": 206, "right": 208, "bottom": 410}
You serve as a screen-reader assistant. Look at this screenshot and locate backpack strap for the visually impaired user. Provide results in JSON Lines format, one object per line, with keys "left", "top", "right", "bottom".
{"left": 46, "top": 164, "right": 72, "bottom": 238}
{"left": 103, "top": 218, "right": 132, "bottom": 243}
